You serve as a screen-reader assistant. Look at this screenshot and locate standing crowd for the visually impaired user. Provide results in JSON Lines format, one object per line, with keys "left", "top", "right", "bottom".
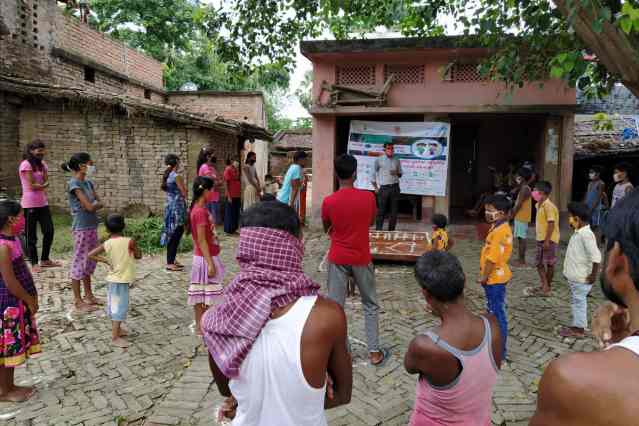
{"left": 1, "top": 140, "right": 639, "bottom": 426}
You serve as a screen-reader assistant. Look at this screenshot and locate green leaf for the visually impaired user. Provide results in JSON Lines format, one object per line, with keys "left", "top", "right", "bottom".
{"left": 620, "top": 17, "right": 633, "bottom": 34}
{"left": 550, "top": 66, "right": 564, "bottom": 79}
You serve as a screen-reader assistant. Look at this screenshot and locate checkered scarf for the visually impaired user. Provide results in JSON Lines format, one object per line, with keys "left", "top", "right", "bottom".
{"left": 202, "top": 226, "right": 319, "bottom": 378}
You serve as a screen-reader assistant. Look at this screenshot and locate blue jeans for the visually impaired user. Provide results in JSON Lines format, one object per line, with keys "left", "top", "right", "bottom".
{"left": 568, "top": 281, "right": 592, "bottom": 329}
{"left": 483, "top": 284, "right": 508, "bottom": 359}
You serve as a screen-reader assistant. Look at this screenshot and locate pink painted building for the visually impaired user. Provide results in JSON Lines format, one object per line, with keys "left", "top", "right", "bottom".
{"left": 301, "top": 37, "right": 576, "bottom": 228}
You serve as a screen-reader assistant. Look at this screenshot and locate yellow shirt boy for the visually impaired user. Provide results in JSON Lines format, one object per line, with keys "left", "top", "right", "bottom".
{"left": 536, "top": 199, "right": 560, "bottom": 243}
{"left": 480, "top": 221, "right": 513, "bottom": 284}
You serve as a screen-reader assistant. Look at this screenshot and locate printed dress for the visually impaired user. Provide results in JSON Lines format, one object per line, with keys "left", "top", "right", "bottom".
{"left": 161, "top": 171, "right": 187, "bottom": 246}
{"left": 0, "top": 235, "right": 42, "bottom": 367}
{"left": 189, "top": 206, "right": 225, "bottom": 307}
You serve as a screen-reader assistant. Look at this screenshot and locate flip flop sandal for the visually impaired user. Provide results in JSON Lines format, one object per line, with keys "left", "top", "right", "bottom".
{"left": 371, "top": 348, "right": 391, "bottom": 368}
{"left": 523, "top": 287, "right": 551, "bottom": 298}
{"left": 40, "top": 261, "right": 62, "bottom": 268}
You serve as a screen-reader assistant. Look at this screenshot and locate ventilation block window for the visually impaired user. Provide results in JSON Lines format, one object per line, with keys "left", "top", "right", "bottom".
{"left": 144, "top": 89, "right": 151, "bottom": 99}
{"left": 383, "top": 64, "right": 425, "bottom": 84}
{"left": 445, "top": 63, "right": 488, "bottom": 82}
{"left": 84, "top": 66, "right": 95, "bottom": 83}
{"left": 336, "top": 65, "right": 376, "bottom": 86}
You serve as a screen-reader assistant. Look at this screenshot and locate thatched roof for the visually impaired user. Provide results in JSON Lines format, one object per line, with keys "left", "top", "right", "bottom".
{"left": 0, "top": 74, "right": 272, "bottom": 141}
{"left": 272, "top": 128, "right": 312, "bottom": 151}
{"left": 574, "top": 114, "right": 639, "bottom": 159}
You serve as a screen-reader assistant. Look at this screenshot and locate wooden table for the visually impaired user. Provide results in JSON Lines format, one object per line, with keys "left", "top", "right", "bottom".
{"left": 369, "top": 231, "right": 432, "bottom": 262}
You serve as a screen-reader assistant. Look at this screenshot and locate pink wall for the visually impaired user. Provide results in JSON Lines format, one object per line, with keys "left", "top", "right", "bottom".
{"left": 311, "top": 116, "right": 336, "bottom": 224}
{"left": 310, "top": 50, "right": 575, "bottom": 110}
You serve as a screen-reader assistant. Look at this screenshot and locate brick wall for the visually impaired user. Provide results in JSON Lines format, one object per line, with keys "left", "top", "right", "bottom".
{"left": 17, "top": 100, "right": 239, "bottom": 214}
{"left": 51, "top": 56, "right": 126, "bottom": 93}
{"left": 167, "top": 93, "right": 266, "bottom": 126}
{"left": 0, "top": 92, "right": 21, "bottom": 192}
{"left": 55, "top": 13, "right": 164, "bottom": 91}
{"left": 0, "top": 0, "right": 57, "bottom": 79}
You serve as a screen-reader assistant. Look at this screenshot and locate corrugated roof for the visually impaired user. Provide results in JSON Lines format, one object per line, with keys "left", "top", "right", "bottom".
{"left": 0, "top": 74, "right": 272, "bottom": 141}
{"left": 272, "top": 128, "right": 312, "bottom": 151}
{"left": 574, "top": 114, "right": 639, "bottom": 159}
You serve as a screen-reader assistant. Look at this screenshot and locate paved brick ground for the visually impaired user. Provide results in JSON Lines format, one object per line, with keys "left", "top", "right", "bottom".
{"left": 1, "top": 231, "right": 601, "bottom": 425}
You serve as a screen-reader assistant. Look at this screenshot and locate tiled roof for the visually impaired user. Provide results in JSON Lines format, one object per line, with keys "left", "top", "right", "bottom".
{"left": 272, "top": 128, "right": 312, "bottom": 151}
{"left": 574, "top": 114, "right": 639, "bottom": 159}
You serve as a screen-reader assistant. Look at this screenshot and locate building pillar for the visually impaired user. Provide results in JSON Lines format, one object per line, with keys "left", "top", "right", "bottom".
{"left": 559, "top": 113, "right": 575, "bottom": 213}
{"left": 541, "top": 117, "right": 562, "bottom": 209}
{"left": 310, "top": 115, "right": 336, "bottom": 228}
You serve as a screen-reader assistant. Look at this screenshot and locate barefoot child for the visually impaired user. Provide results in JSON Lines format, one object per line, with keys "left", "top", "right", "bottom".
{"left": 62, "top": 152, "right": 103, "bottom": 312}
{"left": 0, "top": 200, "right": 42, "bottom": 402}
{"left": 189, "top": 176, "right": 225, "bottom": 334}
{"left": 88, "top": 214, "right": 142, "bottom": 348}
{"left": 479, "top": 194, "right": 513, "bottom": 359}
{"left": 431, "top": 214, "right": 454, "bottom": 251}
{"left": 530, "top": 181, "right": 560, "bottom": 297}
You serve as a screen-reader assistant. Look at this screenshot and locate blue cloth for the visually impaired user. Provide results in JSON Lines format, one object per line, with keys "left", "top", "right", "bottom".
{"left": 67, "top": 178, "right": 99, "bottom": 231}
{"left": 483, "top": 284, "right": 508, "bottom": 359}
{"left": 513, "top": 220, "right": 528, "bottom": 239}
{"left": 106, "top": 282, "right": 129, "bottom": 321}
{"left": 206, "top": 202, "right": 222, "bottom": 225}
{"left": 277, "top": 164, "right": 303, "bottom": 204}
{"left": 585, "top": 181, "right": 603, "bottom": 226}
{"left": 160, "top": 172, "right": 186, "bottom": 246}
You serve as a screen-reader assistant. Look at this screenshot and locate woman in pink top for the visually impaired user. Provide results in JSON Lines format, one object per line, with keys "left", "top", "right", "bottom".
{"left": 19, "top": 141, "right": 60, "bottom": 273}
{"left": 405, "top": 251, "right": 502, "bottom": 426}
{"left": 196, "top": 148, "right": 222, "bottom": 225}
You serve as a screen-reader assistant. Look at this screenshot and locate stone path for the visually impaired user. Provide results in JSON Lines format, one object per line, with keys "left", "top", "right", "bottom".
{"left": 1, "top": 231, "right": 601, "bottom": 425}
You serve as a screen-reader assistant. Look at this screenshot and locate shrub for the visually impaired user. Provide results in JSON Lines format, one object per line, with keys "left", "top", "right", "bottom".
{"left": 122, "top": 216, "right": 193, "bottom": 255}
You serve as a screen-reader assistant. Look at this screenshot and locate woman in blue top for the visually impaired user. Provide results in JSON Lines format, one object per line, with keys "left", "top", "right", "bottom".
{"left": 160, "top": 154, "right": 188, "bottom": 272}
{"left": 277, "top": 150, "right": 308, "bottom": 207}
{"left": 62, "top": 152, "right": 103, "bottom": 313}
{"left": 584, "top": 166, "right": 605, "bottom": 232}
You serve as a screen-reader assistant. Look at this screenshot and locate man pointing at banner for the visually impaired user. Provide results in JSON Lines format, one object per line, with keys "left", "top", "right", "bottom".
{"left": 372, "top": 143, "right": 403, "bottom": 231}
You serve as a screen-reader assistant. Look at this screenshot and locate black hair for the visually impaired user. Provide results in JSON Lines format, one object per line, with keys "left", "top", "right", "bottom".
{"left": 61, "top": 152, "right": 91, "bottom": 172}
{"left": 534, "top": 180, "right": 552, "bottom": 194}
{"left": 414, "top": 251, "right": 465, "bottom": 302}
{"left": 24, "top": 140, "right": 45, "bottom": 171}
{"left": 602, "top": 190, "right": 639, "bottom": 298}
{"left": 162, "top": 154, "right": 180, "bottom": 192}
{"left": 589, "top": 165, "right": 603, "bottom": 175}
{"left": 246, "top": 152, "right": 256, "bottom": 164}
{"left": 0, "top": 200, "right": 22, "bottom": 230}
{"left": 105, "top": 214, "right": 126, "bottom": 234}
{"left": 210, "top": 155, "right": 217, "bottom": 164}
{"left": 226, "top": 157, "right": 232, "bottom": 166}
{"left": 293, "top": 150, "right": 308, "bottom": 163}
{"left": 196, "top": 148, "right": 211, "bottom": 174}
{"left": 265, "top": 174, "right": 273, "bottom": 180}
{"left": 568, "top": 202, "right": 591, "bottom": 222}
{"left": 516, "top": 167, "right": 532, "bottom": 181}
{"left": 486, "top": 194, "right": 512, "bottom": 213}
{"left": 432, "top": 214, "right": 448, "bottom": 229}
{"left": 190, "top": 176, "right": 214, "bottom": 211}
{"left": 260, "top": 193, "right": 276, "bottom": 202}
{"left": 614, "top": 162, "right": 633, "bottom": 176}
{"left": 240, "top": 200, "right": 301, "bottom": 238}
{"left": 335, "top": 154, "right": 357, "bottom": 180}
{"left": 383, "top": 143, "right": 394, "bottom": 149}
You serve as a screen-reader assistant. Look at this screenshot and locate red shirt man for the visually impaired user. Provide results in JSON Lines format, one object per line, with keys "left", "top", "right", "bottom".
{"left": 321, "top": 154, "right": 388, "bottom": 366}
{"left": 224, "top": 162, "right": 242, "bottom": 200}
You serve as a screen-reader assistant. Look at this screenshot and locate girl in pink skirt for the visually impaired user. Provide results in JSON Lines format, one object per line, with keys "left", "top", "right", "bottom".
{"left": 62, "top": 153, "right": 103, "bottom": 313}
{"left": 189, "top": 176, "right": 225, "bottom": 335}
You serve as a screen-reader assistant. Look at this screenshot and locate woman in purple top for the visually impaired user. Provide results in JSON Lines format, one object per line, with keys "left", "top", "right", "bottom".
{"left": 18, "top": 140, "right": 60, "bottom": 273}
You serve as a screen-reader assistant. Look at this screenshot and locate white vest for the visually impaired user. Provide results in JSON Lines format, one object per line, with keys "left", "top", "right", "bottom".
{"left": 608, "top": 335, "right": 639, "bottom": 357}
{"left": 230, "top": 296, "right": 327, "bottom": 426}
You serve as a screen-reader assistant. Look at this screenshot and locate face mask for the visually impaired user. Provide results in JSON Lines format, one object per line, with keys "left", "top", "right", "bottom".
{"left": 11, "top": 215, "right": 25, "bottom": 235}
{"left": 568, "top": 216, "right": 578, "bottom": 229}
{"left": 35, "top": 153, "right": 45, "bottom": 160}
{"left": 589, "top": 173, "right": 597, "bottom": 180}
{"left": 86, "top": 165, "right": 96, "bottom": 177}
{"left": 531, "top": 190, "right": 543, "bottom": 202}
{"left": 485, "top": 211, "right": 500, "bottom": 223}
{"left": 515, "top": 177, "right": 523, "bottom": 185}
{"left": 614, "top": 173, "right": 624, "bottom": 183}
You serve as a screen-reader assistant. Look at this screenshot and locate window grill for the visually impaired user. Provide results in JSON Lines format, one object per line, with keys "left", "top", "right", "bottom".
{"left": 336, "top": 65, "right": 376, "bottom": 86}
{"left": 383, "top": 64, "right": 425, "bottom": 84}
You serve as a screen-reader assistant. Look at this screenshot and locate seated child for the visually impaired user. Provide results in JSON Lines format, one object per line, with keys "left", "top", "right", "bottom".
{"left": 89, "top": 214, "right": 142, "bottom": 348}
{"left": 431, "top": 214, "right": 454, "bottom": 251}
{"left": 263, "top": 174, "right": 279, "bottom": 196}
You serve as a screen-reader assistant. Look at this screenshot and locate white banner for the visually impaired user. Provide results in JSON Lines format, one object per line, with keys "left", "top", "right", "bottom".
{"left": 347, "top": 121, "right": 451, "bottom": 197}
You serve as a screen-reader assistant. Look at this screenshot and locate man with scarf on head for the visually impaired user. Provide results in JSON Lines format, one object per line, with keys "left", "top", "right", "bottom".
{"left": 531, "top": 189, "right": 639, "bottom": 425}
{"left": 202, "top": 201, "right": 352, "bottom": 425}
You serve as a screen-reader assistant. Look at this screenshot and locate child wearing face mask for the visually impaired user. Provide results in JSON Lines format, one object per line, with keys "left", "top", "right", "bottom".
{"left": 527, "top": 181, "right": 560, "bottom": 297}
{"left": 479, "top": 194, "right": 513, "bottom": 359}
{"left": 511, "top": 167, "right": 533, "bottom": 267}
{"left": 611, "top": 162, "right": 634, "bottom": 209}
{"left": 0, "top": 200, "right": 42, "bottom": 402}
{"left": 561, "top": 202, "right": 601, "bottom": 338}
{"left": 62, "top": 153, "right": 103, "bottom": 313}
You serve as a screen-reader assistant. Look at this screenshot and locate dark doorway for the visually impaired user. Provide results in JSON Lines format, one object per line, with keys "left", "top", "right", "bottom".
{"left": 450, "top": 124, "right": 479, "bottom": 221}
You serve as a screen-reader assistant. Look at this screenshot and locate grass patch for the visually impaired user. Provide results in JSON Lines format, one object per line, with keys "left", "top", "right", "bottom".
{"left": 49, "top": 213, "right": 192, "bottom": 257}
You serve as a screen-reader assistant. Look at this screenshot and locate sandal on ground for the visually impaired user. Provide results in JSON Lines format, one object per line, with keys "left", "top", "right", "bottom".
{"left": 40, "top": 260, "right": 62, "bottom": 268}
{"left": 112, "top": 337, "right": 129, "bottom": 348}
{"left": 74, "top": 302, "right": 98, "bottom": 313}
{"left": 370, "top": 348, "right": 391, "bottom": 368}
{"left": 31, "top": 265, "right": 43, "bottom": 274}
{"left": 559, "top": 326, "right": 586, "bottom": 338}
{"left": 166, "top": 264, "right": 184, "bottom": 272}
